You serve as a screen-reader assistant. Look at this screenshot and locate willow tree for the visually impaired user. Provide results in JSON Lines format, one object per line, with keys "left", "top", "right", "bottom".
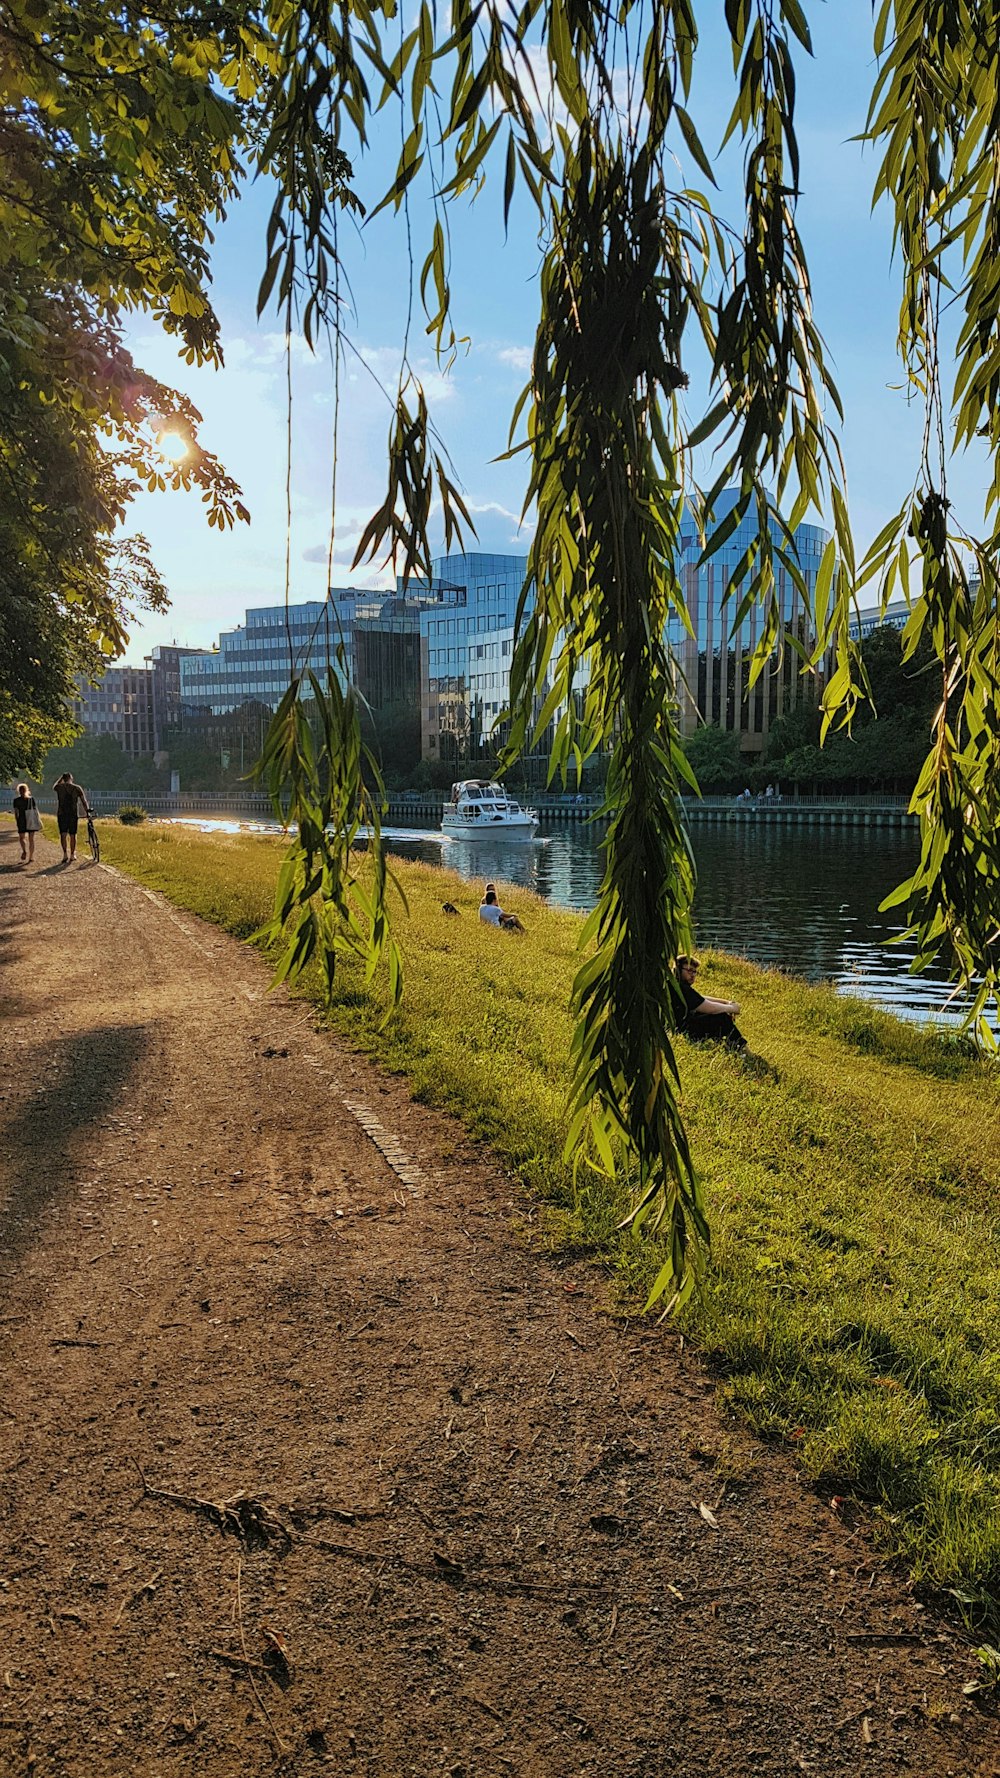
{"left": 250, "top": 0, "right": 1000, "bottom": 1306}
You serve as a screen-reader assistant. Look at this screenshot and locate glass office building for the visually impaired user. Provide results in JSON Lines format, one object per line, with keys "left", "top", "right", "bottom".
{"left": 175, "top": 559, "right": 530, "bottom": 758}
{"left": 418, "top": 552, "right": 529, "bottom": 761}
{"left": 147, "top": 645, "right": 212, "bottom": 753}
{"left": 73, "top": 666, "right": 154, "bottom": 757}
{"left": 419, "top": 514, "right": 831, "bottom": 764}
{"left": 178, "top": 599, "right": 352, "bottom": 715}
{"left": 669, "top": 491, "right": 830, "bottom": 753}
{"left": 175, "top": 505, "right": 830, "bottom": 763}
{"left": 176, "top": 583, "right": 467, "bottom": 734}
{"left": 849, "top": 597, "right": 909, "bottom": 642}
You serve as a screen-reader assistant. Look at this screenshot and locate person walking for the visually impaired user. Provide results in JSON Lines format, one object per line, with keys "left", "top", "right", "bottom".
{"left": 12, "top": 783, "right": 41, "bottom": 864}
{"left": 52, "top": 772, "right": 91, "bottom": 863}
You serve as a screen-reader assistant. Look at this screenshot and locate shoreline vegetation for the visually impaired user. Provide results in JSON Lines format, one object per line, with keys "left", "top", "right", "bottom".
{"left": 77, "top": 819, "right": 1000, "bottom": 1641}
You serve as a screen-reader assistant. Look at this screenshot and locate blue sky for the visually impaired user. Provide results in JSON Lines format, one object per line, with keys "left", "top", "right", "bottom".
{"left": 121, "top": 3, "right": 989, "bottom": 661}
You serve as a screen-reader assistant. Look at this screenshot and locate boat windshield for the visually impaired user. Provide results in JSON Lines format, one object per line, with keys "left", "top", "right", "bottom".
{"left": 454, "top": 780, "right": 520, "bottom": 806}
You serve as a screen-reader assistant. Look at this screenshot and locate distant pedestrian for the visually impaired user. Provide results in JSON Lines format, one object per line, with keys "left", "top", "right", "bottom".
{"left": 12, "top": 783, "right": 41, "bottom": 864}
{"left": 52, "top": 772, "right": 90, "bottom": 863}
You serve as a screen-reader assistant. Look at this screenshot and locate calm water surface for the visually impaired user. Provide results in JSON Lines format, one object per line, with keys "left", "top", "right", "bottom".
{"left": 162, "top": 813, "right": 972, "bottom": 1027}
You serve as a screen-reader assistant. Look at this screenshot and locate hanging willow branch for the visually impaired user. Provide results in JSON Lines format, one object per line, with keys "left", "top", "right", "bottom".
{"left": 503, "top": 139, "right": 710, "bottom": 1309}
{"left": 243, "top": 0, "right": 1000, "bottom": 1303}
{"left": 251, "top": 666, "right": 405, "bottom": 1011}
{"left": 857, "top": 0, "right": 1000, "bottom": 1037}
{"left": 492, "top": 0, "right": 856, "bottom": 1306}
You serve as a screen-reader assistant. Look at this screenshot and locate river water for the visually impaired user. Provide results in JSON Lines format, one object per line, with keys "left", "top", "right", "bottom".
{"left": 394, "top": 819, "right": 959, "bottom": 1025}
{"left": 160, "top": 812, "right": 976, "bottom": 1028}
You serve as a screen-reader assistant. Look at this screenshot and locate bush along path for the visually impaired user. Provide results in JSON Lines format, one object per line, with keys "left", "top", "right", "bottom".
{"left": 0, "top": 818, "right": 997, "bottom": 1776}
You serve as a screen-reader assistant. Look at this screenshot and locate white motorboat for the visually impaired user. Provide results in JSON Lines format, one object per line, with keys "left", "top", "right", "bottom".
{"left": 441, "top": 780, "right": 538, "bottom": 840}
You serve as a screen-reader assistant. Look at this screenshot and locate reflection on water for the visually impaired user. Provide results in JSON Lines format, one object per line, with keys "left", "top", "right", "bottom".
{"left": 158, "top": 813, "right": 979, "bottom": 1028}
{"left": 687, "top": 825, "right": 956, "bottom": 1027}
{"left": 162, "top": 817, "right": 279, "bottom": 836}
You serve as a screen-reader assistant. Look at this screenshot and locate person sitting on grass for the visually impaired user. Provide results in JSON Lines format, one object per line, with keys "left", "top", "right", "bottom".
{"left": 479, "top": 885, "right": 526, "bottom": 934}
{"left": 675, "top": 955, "right": 746, "bottom": 1051}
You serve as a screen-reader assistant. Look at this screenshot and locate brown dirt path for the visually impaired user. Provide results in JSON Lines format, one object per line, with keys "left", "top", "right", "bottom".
{"left": 0, "top": 819, "right": 997, "bottom": 1778}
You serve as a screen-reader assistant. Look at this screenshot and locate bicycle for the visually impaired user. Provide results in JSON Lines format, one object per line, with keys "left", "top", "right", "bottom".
{"left": 86, "top": 812, "right": 100, "bottom": 862}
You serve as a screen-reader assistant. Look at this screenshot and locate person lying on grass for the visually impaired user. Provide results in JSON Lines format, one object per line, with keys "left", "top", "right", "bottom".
{"left": 675, "top": 955, "right": 747, "bottom": 1051}
{"left": 479, "top": 884, "right": 526, "bottom": 934}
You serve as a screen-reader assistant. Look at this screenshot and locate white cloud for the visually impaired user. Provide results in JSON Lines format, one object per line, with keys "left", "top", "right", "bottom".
{"left": 348, "top": 341, "right": 460, "bottom": 409}
{"left": 495, "top": 344, "right": 532, "bottom": 372}
{"left": 459, "top": 498, "right": 535, "bottom": 551}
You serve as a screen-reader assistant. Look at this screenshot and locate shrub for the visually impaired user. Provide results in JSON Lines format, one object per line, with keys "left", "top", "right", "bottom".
{"left": 117, "top": 803, "right": 148, "bottom": 825}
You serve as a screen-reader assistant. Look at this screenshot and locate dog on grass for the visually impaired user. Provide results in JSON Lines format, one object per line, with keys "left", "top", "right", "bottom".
{"left": 442, "top": 901, "right": 460, "bottom": 916}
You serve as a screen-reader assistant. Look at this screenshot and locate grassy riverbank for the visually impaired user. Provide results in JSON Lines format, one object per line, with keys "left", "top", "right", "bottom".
{"left": 96, "top": 821, "right": 1000, "bottom": 1634}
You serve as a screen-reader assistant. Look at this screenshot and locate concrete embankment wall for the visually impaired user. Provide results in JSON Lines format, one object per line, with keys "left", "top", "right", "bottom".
{"left": 32, "top": 792, "right": 918, "bottom": 830}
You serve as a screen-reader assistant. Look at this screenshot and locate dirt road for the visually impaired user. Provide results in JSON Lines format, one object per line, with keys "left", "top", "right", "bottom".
{"left": 0, "top": 821, "right": 996, "bottom": 1777}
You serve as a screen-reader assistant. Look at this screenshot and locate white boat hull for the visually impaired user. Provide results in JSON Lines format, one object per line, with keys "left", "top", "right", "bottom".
{"left": 441, "top": 815, "right": 537, "bottom": 840}
{"left": 441, "top": 779, "right": 538, "bottom": 840}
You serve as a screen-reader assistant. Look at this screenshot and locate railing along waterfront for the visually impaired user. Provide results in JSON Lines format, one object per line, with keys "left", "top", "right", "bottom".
{"left": 31, "top": 789, "right": 918, "bottom": 830}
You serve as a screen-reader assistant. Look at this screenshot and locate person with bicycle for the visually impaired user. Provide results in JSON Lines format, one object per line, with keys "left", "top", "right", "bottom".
{"left": 52, "top": 772, "right": 91, "bottom": 864}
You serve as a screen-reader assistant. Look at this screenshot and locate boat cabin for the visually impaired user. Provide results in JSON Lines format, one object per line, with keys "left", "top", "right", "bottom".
{"left": 449, "top": 780, "right": 511, "bottom": 805}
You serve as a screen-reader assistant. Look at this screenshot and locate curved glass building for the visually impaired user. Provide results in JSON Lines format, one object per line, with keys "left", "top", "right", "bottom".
{"left": 669, "top": 489, "right": 830, "bottom": 755}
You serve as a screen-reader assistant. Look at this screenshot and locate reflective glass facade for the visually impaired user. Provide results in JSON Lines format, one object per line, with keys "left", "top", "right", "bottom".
{"left": 418, "top": 512, "right": 830, "bottom": 762}
{"left": 418, "top": 552, "right": 528, "bottom": 760}
{"left": 148, "top": 645, "right": 212, "bottom": 751}
{"left": 179, "top": 600, "right": 350, "bottom": 714}
{"left": 177, "top": 586, "right": 462, "bottom": 717}
{"left": 174, "top": 506, "right": 830, "bottom": 762}
{"left": 73, "top": 666, "right": 154, "bottom": 757}
{"left": 669, "top": 490, "right": 830, "bottom": 752}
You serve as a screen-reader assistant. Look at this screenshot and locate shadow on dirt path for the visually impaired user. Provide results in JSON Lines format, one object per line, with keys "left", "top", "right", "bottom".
{"left": 2, "top": 1021, "right": 150, "bottom": 1270}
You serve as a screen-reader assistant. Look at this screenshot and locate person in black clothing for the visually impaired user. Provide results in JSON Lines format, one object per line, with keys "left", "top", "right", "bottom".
{"left": 12, "top": 782, "right": 39, "bottom": 865}
{"left": 675, "top": 955, "right": 747, "bottom": 1051}
{"left": 52, "top": 772, "right": 90, "bottom": 863}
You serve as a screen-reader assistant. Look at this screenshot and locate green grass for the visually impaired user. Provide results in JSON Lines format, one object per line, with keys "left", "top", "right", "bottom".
{"left": 97, "top": 820, "right": 1000, "bottom": 1632}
